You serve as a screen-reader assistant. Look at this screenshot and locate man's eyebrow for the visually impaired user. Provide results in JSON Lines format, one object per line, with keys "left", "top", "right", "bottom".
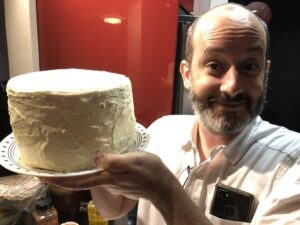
{"left": 203, "top": 47, "right": 224, "bottom": 54}
{"left": 246, "top": 44, "right": 264, "bottom": 54}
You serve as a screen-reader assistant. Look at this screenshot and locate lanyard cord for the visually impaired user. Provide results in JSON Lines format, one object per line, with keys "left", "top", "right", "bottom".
{"left": 182, "top": 165, "right": 192, "bottom": 188}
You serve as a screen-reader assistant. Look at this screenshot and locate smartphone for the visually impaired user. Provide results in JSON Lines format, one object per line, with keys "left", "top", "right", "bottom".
{"left": 210, "top": 183, "right": 257, "bottom": 222}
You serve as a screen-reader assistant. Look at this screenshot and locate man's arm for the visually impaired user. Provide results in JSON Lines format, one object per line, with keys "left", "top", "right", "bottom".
{"left": 90, "top": 186, "right": 137, "bottom": 219}
{"left": 96, "top": 152, "right": 212, "bottom": 225}
{"left": 151, "top": 166, "right": 212, "bottom": 225}
{"left": 42, "top": 151, "right": 212, "bottom": 225}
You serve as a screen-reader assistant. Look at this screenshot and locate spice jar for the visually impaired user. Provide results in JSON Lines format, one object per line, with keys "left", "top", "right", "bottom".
{"left": 32, "top": 197, "right": 59, "bottom": 225}
{"left": 87, "top": 200, "right": 108, "bottom": 225}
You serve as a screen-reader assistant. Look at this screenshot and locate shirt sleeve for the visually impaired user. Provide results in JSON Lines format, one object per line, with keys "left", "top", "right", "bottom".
{"left": 251, "top": 153, "right": 300, "bottom": 224}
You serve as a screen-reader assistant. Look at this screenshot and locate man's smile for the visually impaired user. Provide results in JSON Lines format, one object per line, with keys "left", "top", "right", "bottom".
{"left": 210, "top": 100, "right": 247, "bottom": 112}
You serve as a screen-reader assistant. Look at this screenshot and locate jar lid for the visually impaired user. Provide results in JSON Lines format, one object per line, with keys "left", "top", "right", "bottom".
{"left": 35, "top": 198, "right": 53, "bottom": 211}
{"left": 61, "top": 222, "right": 79, "bottom": 225}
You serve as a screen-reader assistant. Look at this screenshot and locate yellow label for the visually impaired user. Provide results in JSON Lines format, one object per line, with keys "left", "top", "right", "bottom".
{"left": 87, "top": 201, "right": 108, "bottom": 225}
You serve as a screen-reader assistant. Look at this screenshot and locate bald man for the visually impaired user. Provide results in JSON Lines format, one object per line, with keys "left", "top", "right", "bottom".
{"left": 43, "top": 3, "right": 300, "bottom": 225}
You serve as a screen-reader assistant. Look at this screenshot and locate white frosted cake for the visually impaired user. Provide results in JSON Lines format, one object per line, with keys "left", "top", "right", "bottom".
{"left": 6, "top": 69, "right": 136, "bottom": 172}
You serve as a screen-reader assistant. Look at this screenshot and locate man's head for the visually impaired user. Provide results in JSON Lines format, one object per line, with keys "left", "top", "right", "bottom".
{"left": 180, "top": 3, "right": 271, "bottom": 136}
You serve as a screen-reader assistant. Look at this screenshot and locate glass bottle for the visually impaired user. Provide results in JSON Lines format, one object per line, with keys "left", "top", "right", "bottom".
{"left": 77, "top": 201, "right": 88, "bottom": 225}
{"left": 87, "top": 200, "right": 108, "bottom": 225}
{"left": 32, "top": 197, "right": 59, "bottom": 225}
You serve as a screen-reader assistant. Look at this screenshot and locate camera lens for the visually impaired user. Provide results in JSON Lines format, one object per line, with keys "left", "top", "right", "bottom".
{"left": 224, "top": 205, "right": 234, "bottom": 216}
{"left": 218, "top": 189, "right": 230, "bottom": 199}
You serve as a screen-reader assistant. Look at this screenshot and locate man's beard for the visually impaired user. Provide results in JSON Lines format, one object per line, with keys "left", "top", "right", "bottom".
{"left": 190, "top": 84, "right": 267, "bottom": 136}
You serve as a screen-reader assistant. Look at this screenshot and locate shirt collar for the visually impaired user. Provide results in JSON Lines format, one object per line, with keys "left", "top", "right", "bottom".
{"left": 224, "top": 116, "right": 263, "bottom": 165}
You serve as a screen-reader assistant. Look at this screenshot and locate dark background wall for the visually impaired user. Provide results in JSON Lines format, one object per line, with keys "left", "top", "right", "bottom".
{"left": 229, "top": 0, "right": 300, "bottom": 132}
{"left": 0, "top": 0, "right": 11, "bottom": 142}
{"left": 0, "top": 0, "right": 13, "bottom": 176}
{"left": 0, "top": 0, "right": 9, "bottom": 81}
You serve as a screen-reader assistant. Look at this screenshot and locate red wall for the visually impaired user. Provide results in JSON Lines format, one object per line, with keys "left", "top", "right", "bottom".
{"left": 36, "top": 0, "right": 179, "bottom": 127}
{"left": 179, "top": 0, "right": 194, "bottom": 13}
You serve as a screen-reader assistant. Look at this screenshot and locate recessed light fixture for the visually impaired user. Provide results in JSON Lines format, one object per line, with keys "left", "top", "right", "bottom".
{"left": 103, "top": 17, "right": 122, "bottom": 24}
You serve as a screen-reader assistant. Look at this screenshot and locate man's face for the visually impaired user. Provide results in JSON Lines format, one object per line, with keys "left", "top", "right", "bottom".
{"left": 184, "top": 15, "right": 269, "bottom": 136}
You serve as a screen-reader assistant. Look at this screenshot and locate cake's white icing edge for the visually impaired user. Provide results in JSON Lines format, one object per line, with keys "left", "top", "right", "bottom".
{"left": 7, "top": 69, "right": 130, "bottom": 94}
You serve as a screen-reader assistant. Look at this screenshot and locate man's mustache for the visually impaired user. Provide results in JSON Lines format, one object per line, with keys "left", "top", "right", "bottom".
{"left": 208, "top": 93, "right": 251, "bottom": 104}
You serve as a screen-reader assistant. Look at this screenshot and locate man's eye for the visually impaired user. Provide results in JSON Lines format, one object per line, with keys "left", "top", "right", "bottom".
{"left": 207, "top": 63, "right": 221, "bottom": 71}
{"left": 243, "top": 63, "right": 258, "bottom": 72}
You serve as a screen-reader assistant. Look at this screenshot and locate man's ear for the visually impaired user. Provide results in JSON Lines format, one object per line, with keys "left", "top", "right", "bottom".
{"left": 180, "top": 60, "right": 191, "bottom": 90}
{"left": 266, "top": 60, "right": 271, "bottom": 74}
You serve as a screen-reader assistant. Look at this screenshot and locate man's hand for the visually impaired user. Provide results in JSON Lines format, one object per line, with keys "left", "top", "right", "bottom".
{"left": 41, "top": 151, "right": 211, "bottom": 225}
{"left": 41, "top": 151, "right": 167, "bottom": 200}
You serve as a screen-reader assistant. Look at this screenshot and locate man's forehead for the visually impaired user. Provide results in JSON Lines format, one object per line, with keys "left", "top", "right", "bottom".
{"left": 194, "top": 4, "right": 266, "bottom": 40}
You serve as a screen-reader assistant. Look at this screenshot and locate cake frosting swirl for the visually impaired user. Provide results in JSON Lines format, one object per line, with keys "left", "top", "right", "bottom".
{"left": 7, "top": 69, "right": 136, "bottom": 172}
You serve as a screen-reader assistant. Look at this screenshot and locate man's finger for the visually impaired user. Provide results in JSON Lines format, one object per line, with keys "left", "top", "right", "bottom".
{"left": 96, "top": 153, "right": 135, "bottom": 173}
{"left": 40, "top": 170, "right": 118, "bottom": 189}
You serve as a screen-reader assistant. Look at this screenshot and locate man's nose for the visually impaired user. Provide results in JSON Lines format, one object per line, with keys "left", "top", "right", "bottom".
{"left": 220, "top": 67, "right": 244, "bottom": 97}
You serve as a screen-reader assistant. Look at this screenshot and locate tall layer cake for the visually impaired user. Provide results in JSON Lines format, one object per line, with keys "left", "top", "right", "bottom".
{"left": 6, "top": 69, "right": 136, "bottom": 172}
